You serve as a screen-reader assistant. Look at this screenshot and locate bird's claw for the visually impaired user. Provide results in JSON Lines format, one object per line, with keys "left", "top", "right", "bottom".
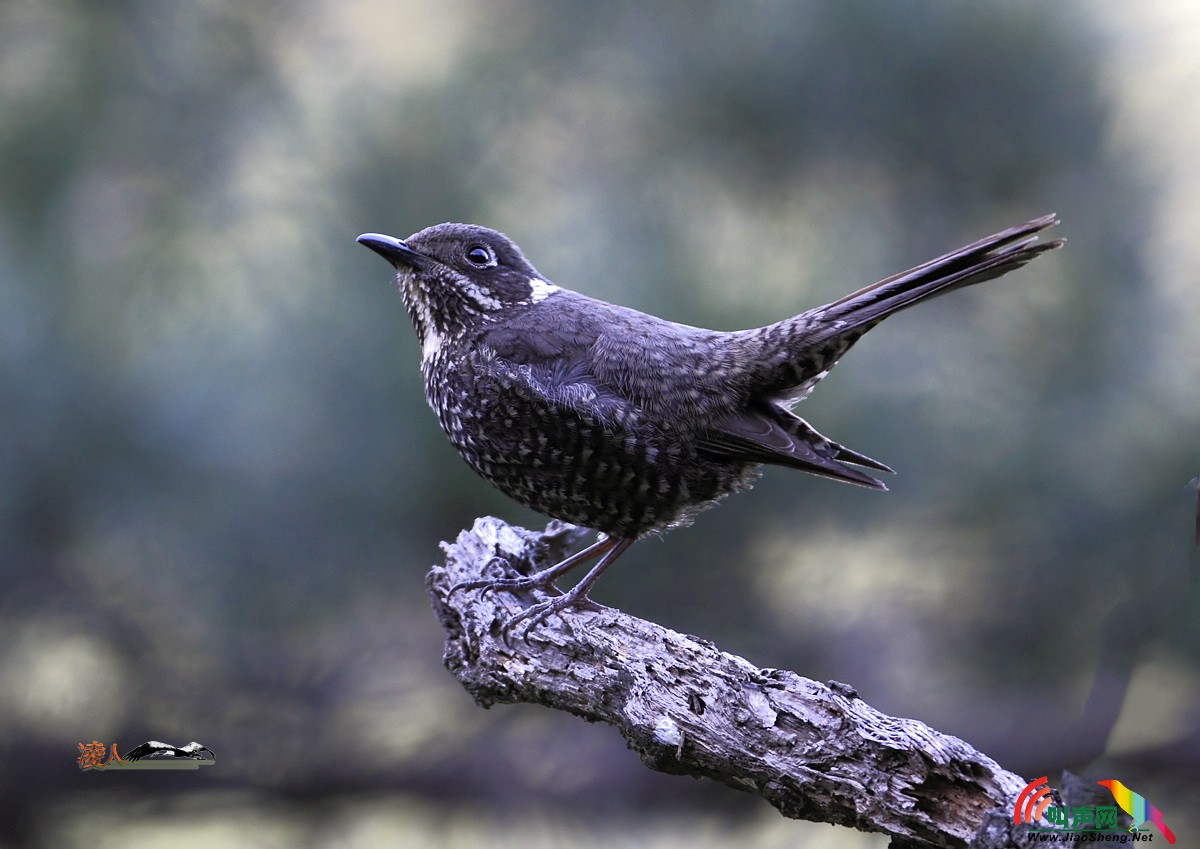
{"left": 498, "top": 589, "right": 608, "bottom": 645}
{"left": 447, "top": 535, "right": 627, "bottom": 642}
{"left": 447, "top": 554, "right": 551, "bottom": 599}
{"left": 446, "top": 555, "right": 567, "bottom": 602}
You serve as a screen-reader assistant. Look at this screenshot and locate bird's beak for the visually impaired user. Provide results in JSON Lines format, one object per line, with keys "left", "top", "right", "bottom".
{"left": 356, "top": 233, "right": 428, "bottom": 269}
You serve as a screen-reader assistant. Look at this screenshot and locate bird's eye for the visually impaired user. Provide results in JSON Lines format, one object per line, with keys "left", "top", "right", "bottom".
{"left": 466, "top": 245, "right": 495, "bottom": 267}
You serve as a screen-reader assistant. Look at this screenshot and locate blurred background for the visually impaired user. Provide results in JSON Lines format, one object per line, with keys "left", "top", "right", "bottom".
{"left": 1, "top": 1, "right": 1197, "bottom": 846}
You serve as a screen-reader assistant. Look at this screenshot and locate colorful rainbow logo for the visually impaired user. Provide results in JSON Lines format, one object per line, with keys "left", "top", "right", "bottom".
{"left": 1097, "top": 779, "right": 1176, "bottom": 844}
{"left": 1013, "top": 776, "right": 1054, "bottom": 824}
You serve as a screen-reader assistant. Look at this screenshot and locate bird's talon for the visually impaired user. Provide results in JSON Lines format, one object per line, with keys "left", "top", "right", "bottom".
{"left": 446, "top": 577, "right": 492, "bottom": 599}
{"left": 484, "top": 554, "right": 514, "bottom": 575}
{"left": 447, "top": 554, "right": 528, "bottom": 599}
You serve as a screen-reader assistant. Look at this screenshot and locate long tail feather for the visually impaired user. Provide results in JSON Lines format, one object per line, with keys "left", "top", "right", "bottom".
{"left": 821, "top": 213, "right": 1062, "bottom": 328}
{"left": 736, "top": 214, "right": 1062, "bottom": 403}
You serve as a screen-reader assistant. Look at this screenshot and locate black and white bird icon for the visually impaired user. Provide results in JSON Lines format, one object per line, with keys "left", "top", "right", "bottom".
{"left": 123, "top": 741, "right": 215, "bottom": 762}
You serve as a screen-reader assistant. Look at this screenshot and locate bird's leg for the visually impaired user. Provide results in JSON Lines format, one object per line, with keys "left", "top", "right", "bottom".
{"left": 447, "top": 535, "right": 617, "bottom": 600}
{"left": 502, "top": 537, "right": 635, "bottom": 644}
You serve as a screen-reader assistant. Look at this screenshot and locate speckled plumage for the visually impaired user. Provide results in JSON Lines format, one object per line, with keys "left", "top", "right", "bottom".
{"left": 358, "top": 215, "right": 1061, "bottom": 633}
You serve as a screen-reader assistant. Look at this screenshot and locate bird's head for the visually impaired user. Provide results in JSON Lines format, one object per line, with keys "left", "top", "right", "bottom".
{"left": 181, "top": 742, "right": 215, "bottom": 760}
{"left": 357, "top": 223, "right": 558, "bottom": 357}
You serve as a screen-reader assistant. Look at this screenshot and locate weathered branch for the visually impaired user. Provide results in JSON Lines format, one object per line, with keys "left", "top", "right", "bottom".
{"left": 427, "top": 518, "right": 1034, "bottom": 849}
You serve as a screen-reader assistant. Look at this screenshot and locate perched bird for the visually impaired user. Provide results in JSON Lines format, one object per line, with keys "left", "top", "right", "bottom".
{"left": 1096, "top": 779, "right": 1176, "bottom": 843}
{"left": 358, "top": 215, "right": 1061, "bottom": 636}
{"left": 122, "top": 740, "right": 216, "bottom": 762}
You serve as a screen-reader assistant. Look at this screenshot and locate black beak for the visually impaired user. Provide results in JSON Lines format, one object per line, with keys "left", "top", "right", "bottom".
{"left": 356, "top": 233, "right": 427, "bottom": 269}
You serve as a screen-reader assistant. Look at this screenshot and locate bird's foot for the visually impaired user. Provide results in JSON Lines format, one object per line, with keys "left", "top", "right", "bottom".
{"left": 499, "top": 583, "right": 608, "bottom": 645}
{"left": 447, "top": 535, "right": 619, "bottom": 603}
{"left": 448, "top": 555, "right": 606, "bottom": 644}
{"left": 447, "top": 554, "right": 568, "bottom": 600}
{"left": 446, "top": 535, "right": 632, "bottom": 643}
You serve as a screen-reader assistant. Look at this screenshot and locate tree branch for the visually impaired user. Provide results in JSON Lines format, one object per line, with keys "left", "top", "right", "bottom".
{"left": 427, "top": 518, "right": 1033, "bottom": 849}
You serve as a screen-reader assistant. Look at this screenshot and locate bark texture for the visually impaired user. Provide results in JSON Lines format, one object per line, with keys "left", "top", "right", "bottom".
{"left": 427, "top": 517, "right": 1037, "bottom": 849}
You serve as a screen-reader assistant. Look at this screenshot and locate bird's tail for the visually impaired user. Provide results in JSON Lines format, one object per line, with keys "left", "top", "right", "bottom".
{"left": 816, "top": 213, "right": 1062, "bottom": 329}
{"left": 1150, "top": 807, "right": 1177, "bottom": 844}
{"left": 737, "top": 214, "right": 1062, "bottom": 403}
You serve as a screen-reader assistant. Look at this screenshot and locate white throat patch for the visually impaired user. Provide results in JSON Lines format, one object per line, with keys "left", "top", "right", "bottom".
{"left": 411, "top": 296, "right": 446, "bottom": 364}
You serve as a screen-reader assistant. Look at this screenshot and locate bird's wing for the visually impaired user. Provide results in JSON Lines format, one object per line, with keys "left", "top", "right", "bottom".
{"left": 477, "top": 319, "right": 641, "bottom": 427}
{"left": 492, "top": 290, "right": 749, "bottom": 420}
{"left": 698, "top": 404, "right": 891, "bottom": 489}
{"left": 122, "top": 741, "right": 169, "bottom": 762}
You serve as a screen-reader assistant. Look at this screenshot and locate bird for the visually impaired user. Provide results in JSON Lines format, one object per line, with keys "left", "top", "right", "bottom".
{"left": 358, "top": 214, "right": 1062, "bottom": 637}
{"left": 1096, "top": 779, "right": 1176, "bottom": 843}
{"left": 123, "top": 741, "right": 216, "bottom": 762}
